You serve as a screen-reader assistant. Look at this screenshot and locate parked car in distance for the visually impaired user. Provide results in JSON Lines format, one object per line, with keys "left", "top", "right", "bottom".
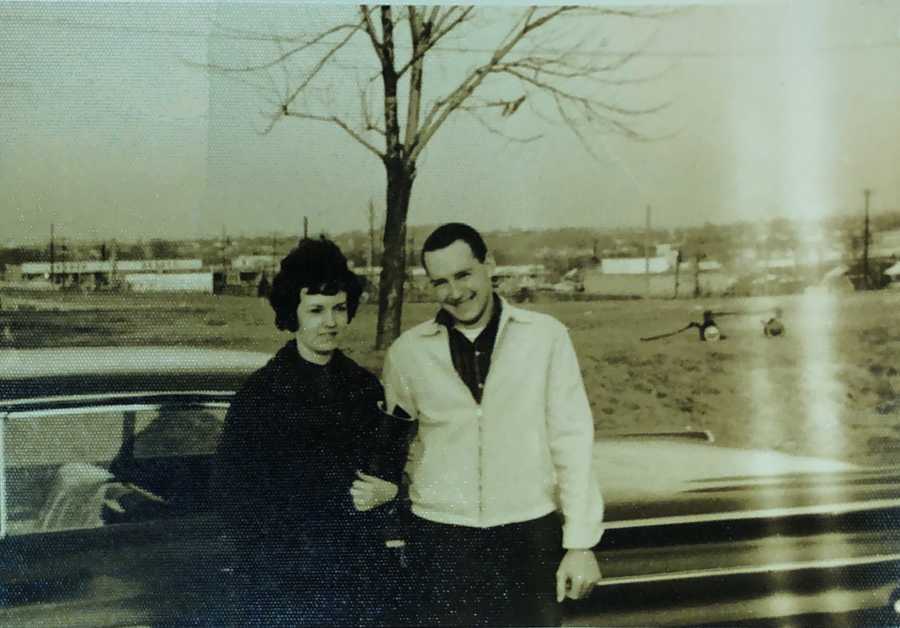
{"left": 1, "top": 347, "right": 899, "bottom": 626}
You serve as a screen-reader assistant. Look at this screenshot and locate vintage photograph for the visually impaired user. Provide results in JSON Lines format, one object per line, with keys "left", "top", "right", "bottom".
{"left": 2, "top": 1, "right": 900, "bottom": 626}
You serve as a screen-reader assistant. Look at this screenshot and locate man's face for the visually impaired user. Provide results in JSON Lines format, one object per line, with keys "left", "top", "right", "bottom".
{"left": 295, "top": 289, "right": 349, "bottom": 364}
{"left": 424, "top": 240, "right": 494, "bottom": 329}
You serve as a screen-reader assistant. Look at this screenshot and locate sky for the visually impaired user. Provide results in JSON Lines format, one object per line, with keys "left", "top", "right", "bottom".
{"left": 2, "top": 0, "right": 900, "bottom": 245}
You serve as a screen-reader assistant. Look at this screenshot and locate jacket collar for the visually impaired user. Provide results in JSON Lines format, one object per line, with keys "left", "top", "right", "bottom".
{"left": 416, "top": 295, "right": 535, "bottom": 338}
{"left": 273, "top": 339, "right": 345, "bottom": 374}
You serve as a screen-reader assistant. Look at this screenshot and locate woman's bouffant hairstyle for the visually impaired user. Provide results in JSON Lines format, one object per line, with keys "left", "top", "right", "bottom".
{"left": 269, "top": 236, "right": 362, "bottom": 332}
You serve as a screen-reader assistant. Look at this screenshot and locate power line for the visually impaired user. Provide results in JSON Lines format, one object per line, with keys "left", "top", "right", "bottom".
{"left": 3, "top": 14, "right": 900, "bottom": 58}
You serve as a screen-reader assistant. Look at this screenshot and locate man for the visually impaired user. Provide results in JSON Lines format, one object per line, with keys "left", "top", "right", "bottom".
{"left": 383, "top": 223, "right": 603, "bottom": 627}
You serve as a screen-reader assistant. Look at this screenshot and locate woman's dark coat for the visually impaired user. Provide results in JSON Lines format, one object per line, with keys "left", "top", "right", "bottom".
{"left": 212, "top": 339, "right": 407, "bottom": 626}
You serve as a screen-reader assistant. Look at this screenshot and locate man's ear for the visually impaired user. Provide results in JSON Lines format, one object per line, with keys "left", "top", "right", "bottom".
{"left": 484, "top": 253, "right": 496, "bottom": 273}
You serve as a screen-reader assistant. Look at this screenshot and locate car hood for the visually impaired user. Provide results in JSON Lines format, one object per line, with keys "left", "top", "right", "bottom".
{"left": 595, "top": 438, "right": 900, "bottom": 525}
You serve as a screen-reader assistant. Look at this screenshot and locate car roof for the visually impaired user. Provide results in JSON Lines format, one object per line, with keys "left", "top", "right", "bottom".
{"left": 0, "top": 347, "right": 271, "bottom": 403}
{"left": 0, "top": 347, "right": 271, "bottom": 380}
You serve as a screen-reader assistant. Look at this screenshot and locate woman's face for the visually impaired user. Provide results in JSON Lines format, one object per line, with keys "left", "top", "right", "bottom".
{"left": 295, "top": 288, "right": 349, "bottom": 364}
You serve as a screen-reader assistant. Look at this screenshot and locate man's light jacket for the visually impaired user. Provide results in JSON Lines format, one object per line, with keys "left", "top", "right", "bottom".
{"left": 382, "top": 298, "right": 604, "bottom": 549}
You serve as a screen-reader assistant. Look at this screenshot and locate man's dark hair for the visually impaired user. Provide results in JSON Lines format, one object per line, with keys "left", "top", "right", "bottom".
{"left": 420, "top": 222, "right": 488, "bottom": 271}
{"left": 269, "top": 236, "right": 362, "bottom": 331}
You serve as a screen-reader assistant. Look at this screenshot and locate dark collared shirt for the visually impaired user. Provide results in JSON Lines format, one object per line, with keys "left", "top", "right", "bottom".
{"left": 435, "top": 294, "right": 502, "bottom": 404}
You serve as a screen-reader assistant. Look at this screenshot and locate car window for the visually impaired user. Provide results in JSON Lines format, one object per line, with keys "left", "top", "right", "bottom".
{"left": 2, "top": 402, "right": 227, "bottom": 537}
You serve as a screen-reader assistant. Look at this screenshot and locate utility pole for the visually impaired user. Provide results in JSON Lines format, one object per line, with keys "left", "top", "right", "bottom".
{"left": 49, "top": 223, "right": 55, "bottom": 285}
{"left": 673, "top": 250, "right": 681, "bottom": 298}
{"left": 303, "top": 216, "right": 309, "bottom": 239}
{"left": 110, "top": 239, "right": 118, "bottom": 288}
{"left": 862, "top": 189, "right": 872, "bottom": 290}
{"left": 271, "top": 232, "right": 277, "bottom": 274}
{"left": 694, "top": 252, "right": 704, "bottom": 299}
{"left": 644, "top": 205, "right": 651, "bottom": 297}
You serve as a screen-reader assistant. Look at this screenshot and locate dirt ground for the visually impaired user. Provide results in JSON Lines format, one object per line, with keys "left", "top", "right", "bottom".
{"left": 1, "top": 288, "right": 898, "bottom": 466}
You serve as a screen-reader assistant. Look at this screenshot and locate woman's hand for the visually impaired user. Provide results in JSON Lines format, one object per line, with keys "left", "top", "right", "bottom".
{"left": 350, "top": 470, "right": 398, "bottom": 512}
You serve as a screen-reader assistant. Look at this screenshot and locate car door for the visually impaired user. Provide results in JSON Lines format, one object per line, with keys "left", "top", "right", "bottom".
{"left": 0, "top": 392, "right": 235, "bottom": 627}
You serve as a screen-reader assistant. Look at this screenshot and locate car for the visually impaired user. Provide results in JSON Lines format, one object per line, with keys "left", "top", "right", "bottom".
{"left": 1, "top": 347, "right": 899, "bottom": 626}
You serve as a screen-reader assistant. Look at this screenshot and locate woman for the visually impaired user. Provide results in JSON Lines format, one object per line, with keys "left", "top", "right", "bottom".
{"left": 212, "top": 237, "right": 407, "bottom": 626}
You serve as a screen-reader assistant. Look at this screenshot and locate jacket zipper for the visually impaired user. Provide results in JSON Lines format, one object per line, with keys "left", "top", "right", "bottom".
{"left": 474, "top": 349, "right": 484, "bottom": 523}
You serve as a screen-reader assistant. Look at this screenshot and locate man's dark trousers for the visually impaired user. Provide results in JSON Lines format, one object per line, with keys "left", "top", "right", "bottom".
{"left": 401, "top": 511, "right": 565, "bottom": 627}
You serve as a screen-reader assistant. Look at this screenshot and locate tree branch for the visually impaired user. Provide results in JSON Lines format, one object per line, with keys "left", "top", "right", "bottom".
{"left": 283, "top": 111, "right": 385, "bottom": 159}
{"left": 497, "top": 65, "right": 668, "bottom": 117}
{"left": 551, "top": 92, "right": 600, "bottom": 158}
{"left": 402, "top": 5, "right": 430, "bottom": 151}
{"left": 410, "top": 6, "right": 581, "bottom": 161}
{"left": 360, "top": 6, "right": 387, "bottom": 66}
{"left": 500, "top": 52, "right": 670, "bottom": 86}
{"left": 203, "top": 22, "right": 362, "bottom": 73}
{"left": 281, "top": 22, "right": 362, "bottom": 112}
{"left": 394, "top": 7, "right": 474, "bottom": 81}
{"left": 359, "top": 84, "right": 386, "bottom": 136}
{"left": 461, "top": 107, "right": 542, "bottom": 144}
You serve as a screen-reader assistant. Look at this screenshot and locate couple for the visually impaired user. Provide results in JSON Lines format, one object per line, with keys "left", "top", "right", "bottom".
{"left": 214, "top": 223, "right": 604, "bottom": 627}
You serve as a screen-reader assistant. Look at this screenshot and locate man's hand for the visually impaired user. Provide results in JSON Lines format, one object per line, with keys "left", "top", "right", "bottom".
{"left": 350, "top": 470, "right": 398, "bottom": 512}
{"left": 556, "top": 549, "right": 601, "bottom": 602}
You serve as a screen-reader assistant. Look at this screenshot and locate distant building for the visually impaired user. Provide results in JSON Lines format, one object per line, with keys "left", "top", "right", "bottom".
{"left": 226, "top": 255, "right": 278, "bottom": 292}
{"left": 884, "top": 260, "right": 900, "bottom": 289}
{"left": 16, "top": 259, "right": 205, "bottom": 291}
{"left": 584, "top": 253, "right": 734, "bottom": 298}
{"left": 353, "top": 263, "right": 548, "bottom": 299}
{"left": 655, "top": 243, "right": 674, "bottom": 257}
{"left": 872, "top": 229, "right": 900, "bottom": 258}
{"left": 348, "top": 265, "right": 430, "bottom": 299}
{"left": 231, "top": 255, "right": 277, "bottom": 270}
{"left": 601, "top": 256, "right": 672, "bottom": 275}
{"left": 125, "top": 273, "right": 213, "bottom": 294}
{"left": 693, "top": 259, "right": 723, "bottom": 272}
{"left": 491, "top": 264, "right": 548, "bottom": 294}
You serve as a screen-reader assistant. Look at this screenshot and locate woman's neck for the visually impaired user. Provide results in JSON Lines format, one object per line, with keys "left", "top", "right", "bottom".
{"left": 296, "top": 342, "right": 333, "bottom": 366}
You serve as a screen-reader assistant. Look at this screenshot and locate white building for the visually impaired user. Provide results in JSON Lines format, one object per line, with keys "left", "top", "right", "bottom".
{"left": 885, "top": 260, "right": 900, "bottom": 288}
{"left": 16, "top": 259, "right": 207, "bottom": 291}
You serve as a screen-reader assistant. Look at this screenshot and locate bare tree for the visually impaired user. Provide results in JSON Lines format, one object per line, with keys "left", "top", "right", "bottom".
{"left": 367, "top": 198, "right": 381, "bottom": 270}
{"left": 208, "top": 6, "right": 666, "bottom": 348}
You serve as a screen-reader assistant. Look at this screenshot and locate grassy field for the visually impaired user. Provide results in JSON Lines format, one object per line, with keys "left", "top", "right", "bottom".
{"left": 2, "top": 288, "right": 899, "bottom": 466}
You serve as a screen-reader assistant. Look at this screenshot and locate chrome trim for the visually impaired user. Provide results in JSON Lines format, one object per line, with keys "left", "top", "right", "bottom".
{"left": 605, "top": 496, "right": 900, "bottom": 530}
{"left": 6, "top": 401, "right": 231, "bottom": 420}
{"left": 594, "top": 551, "right": 900, "bottom": 587}
{"left": 611, "top": 430, "right": 715, "bottom": 443}
{"left": 0, "top": 390, "right": 236, "bottom": 410}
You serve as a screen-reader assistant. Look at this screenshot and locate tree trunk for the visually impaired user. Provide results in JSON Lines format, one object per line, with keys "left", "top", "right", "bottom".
{"left": 375, "top": 159, "right": 415, "bottom": 349}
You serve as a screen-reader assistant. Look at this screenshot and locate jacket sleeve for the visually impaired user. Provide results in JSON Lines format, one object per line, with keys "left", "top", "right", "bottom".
{"left": 381, "top": 341, "right": 422, "bottom": 479}
{"left": 211, "top": 377, "right": 277, "bottom": 538}
{"left": 545, "top": 325, "right": 605, "bottom": 549}
{"left": 361, "top": 375, "right": 410, "bottom": 486}
{"left": 381, "top": 341, "right": 418, "bottom": 421}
